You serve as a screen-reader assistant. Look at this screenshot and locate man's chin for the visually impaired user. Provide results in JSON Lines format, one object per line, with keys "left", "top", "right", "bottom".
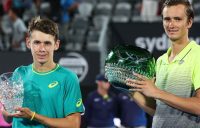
{"left": 169, "top": 36, "right": 179, "bottom": 42}
{"left": 38, "top": 61, "right": 47, "bottom": 65}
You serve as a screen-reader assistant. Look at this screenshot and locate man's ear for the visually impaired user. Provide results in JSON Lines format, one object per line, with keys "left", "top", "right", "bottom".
{"left": 187, "top": 18, "right": 193, "bottom": 29}
{"left": 54, "top": 40, "right": 60, "bottom": 51}
{"left": 26, "top": 37, "right": 31, "bottom": 49}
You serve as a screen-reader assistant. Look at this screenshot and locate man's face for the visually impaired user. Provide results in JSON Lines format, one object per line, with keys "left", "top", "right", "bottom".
{"left": 26, "top": 30, "right": 59, "bottom": 65}
{"left": 8, "top": 9, "right": 14, "bottom": 21}
{"left": 98, "top": 81, "right": 110, "bottom": 91}
{"left": 162, "top": 4, "right": 192, "bottom": 42}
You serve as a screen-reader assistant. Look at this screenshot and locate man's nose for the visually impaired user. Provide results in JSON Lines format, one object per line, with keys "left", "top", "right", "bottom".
{"left": 168, "top": 20, "right": 175, "bottom": 27}
{"left": 39, "top": 43, "right": 46, "bottom": 51}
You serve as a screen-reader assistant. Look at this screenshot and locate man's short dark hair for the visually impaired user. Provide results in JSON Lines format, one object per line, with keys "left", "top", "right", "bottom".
{"left": 162, "top": 0, "right": 194, "bottom": 22}
{"left": 28, "top": 16, "right": 59, "bottom": 41}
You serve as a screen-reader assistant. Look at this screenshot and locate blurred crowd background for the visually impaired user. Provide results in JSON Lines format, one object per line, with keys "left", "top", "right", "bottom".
{"left": 0, "top": 0, "right": 199, "bottom": 52}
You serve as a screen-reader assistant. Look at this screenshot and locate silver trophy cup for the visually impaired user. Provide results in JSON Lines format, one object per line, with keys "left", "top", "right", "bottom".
{"left": 0, "top": 72, "right": 24, "bottom": 113}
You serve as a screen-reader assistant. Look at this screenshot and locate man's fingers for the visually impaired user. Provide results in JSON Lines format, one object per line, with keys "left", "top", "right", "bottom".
{"left": 126, "top": 79, "right": 145, "bottom": 85}
{"left": 129, "top": 88, "right": 142, "bottom": 92}
{"left": 133, "top": 72, "right": 147, "bottom": 81}
{"left": 126, "top": 80, "right": 144, "bottom": 89}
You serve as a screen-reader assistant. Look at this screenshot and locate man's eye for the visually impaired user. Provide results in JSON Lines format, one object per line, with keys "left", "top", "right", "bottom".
{"left": 33, "top": 41, "right": 40, "bottom": 44}
{"left": 44, "top": 42, "right": 52, "bottom": 45}
{"left": 175, "top": 18, "right": 181, "bottom": 21}
{"left": 164, "top": 18, "right": 170, "bottom": 21}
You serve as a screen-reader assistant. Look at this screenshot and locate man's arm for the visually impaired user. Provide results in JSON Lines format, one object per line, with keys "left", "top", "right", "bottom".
{"left": 155, "top": 88, "right": 200, "bottom": 116}
{"left": 34, "top": 112, "right": 81, "bottom": 128}
{"left": 127, "top": 73, "right": 200, "bottom": 116}
{"left": 130, "top": 91, "right": 156, "bottom": 116}
{"left": 12, "top": 107, "right": 81, "bottom": 128}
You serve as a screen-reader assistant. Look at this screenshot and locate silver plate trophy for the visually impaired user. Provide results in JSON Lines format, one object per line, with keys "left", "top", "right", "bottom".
{"left": 0, "top": 72, "right": 24, "bottom": 113}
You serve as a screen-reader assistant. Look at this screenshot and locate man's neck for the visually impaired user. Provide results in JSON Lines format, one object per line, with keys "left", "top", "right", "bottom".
{"left": 169, "top": 38, "right": 190, "bottom": 62}
{"left": 33, "top": 62, "right": 57, "bottom": 72}
{"left": 97, "top": 88, "right": 108, "bottom": 97}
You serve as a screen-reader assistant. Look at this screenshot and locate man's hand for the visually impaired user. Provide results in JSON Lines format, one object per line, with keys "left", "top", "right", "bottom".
{"left": 12, "top": 107, "right": 34, "bottom": 120}
{"left": 126, "top": 73, "right": 160, "bottom": 98}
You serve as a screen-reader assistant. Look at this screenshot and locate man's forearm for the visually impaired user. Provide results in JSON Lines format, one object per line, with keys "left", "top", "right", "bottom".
{"left": 131, "top": 91, "right": 156, "bottom": 116}
{"left": 155, "top": 89, "right": 200, "bottom": 116}
{"left": 33, "top": 112, "right": 81, "bottom": 128}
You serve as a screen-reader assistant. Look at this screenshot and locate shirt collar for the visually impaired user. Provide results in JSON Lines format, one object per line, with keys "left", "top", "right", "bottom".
{"left": 162, "top": 40, "right": 195, "bottom": 64}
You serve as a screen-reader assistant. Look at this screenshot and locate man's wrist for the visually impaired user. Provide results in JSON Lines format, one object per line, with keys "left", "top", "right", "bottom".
{"left": 30, "top": 112, "right": 36, "bottom": 121}
{"left": 154, "top": 89, "right": 164, "bottom": 99}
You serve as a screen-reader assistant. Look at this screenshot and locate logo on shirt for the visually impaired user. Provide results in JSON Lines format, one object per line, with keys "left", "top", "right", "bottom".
{"left": 76, "top": 98, "right": 82, "bottom": 107}
{"left": 48, "top": 81, "right": 59, "bottom": 88}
